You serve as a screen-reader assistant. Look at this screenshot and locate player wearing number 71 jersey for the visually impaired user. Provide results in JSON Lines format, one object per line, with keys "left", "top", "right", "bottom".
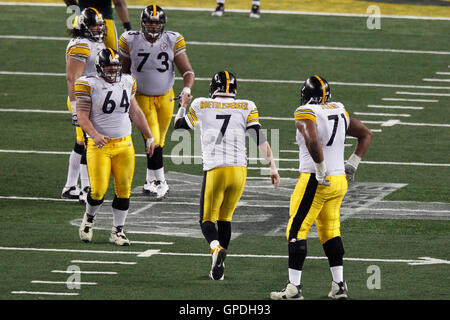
{"left": 174, "top": 71, "right": 280, "bottom": 281}
{"left": 270, "top": 75, "right": 372, "bottom": 300}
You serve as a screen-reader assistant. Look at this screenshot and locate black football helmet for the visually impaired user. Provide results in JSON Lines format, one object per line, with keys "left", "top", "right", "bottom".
{"left": 209, "top": 71, "right": 237, "bottom": 98}
{"left": 300, "top": 75, "right": 331, "bottom": 105}
{"left": 141, "top": 5, "right": 167, "bottom": 40}
{"left": 95, "top": 48, "right": 122, "bottom": 83}
{"left": 76, "top": 7, "right": 105, "bottom": 42}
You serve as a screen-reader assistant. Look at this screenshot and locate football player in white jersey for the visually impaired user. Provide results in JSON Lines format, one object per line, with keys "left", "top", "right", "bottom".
{"left": 62, "top": 7, "right": 106, "bottom": 204}
{"left": 174, "top": 71, "right": 280, "bottom": 280}
{"left": 76, "top": 48, "right": 155, "bottom": 246}
{"left": 119, "top": 5, "right": 195, "bottom": 200}
{"left": 270, "top": 75, "right": 372, "bottom": 300}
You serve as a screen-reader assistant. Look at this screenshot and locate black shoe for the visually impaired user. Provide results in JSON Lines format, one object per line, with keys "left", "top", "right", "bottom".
{"left": 249, "top": 5, "right": 260, "bottom": 18}
{"left": 212, "top": 3, "right": 224, "bottom": 16}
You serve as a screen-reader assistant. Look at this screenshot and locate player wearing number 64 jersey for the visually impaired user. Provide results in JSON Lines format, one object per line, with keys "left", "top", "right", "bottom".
{"left": 175, "top": 71, "right": 280, "bottom": 281}
{"left": 75, "top": 48, "right": 155, "bottom": 246}
{"left": 270, "top": 75, "right": 372, "bottom": 300}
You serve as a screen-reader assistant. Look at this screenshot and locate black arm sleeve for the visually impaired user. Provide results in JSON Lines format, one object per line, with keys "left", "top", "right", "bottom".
{"left": 246, "top": 124, "right": 267, "bottom": 146}
{"left": 174, "top": 117, "right": 191, "bottom": 130}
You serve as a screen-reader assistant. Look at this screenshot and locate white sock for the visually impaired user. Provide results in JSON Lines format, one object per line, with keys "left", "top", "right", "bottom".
{"left": 86, "top": 202, "right": 101, "bottom": 218}
{"left": 80, "top": 164, "right": 90, "bottom": 189}
{"left": 330, "top": 266, "right": 344, "bottom": 283}
{"left": 112, "top": 208, "right": 128, "bottom": 228}
{"left": 65, "top": 150, "right": 81, "bottom": 187}
{"left": 154, "top": 167, "right": 165, "bottom": 182}
{"left": 288, "top": 268, "right": 302, "bottom": 286}
{"left": 252, "top": 0, "right": 260, "bottom": 5}
{"left": 217, "top": 0, "right": 225, "bottom": 4}
{"left": 210, "top": 240, "right": 220, "bottom": 250}
{"left": 146, "top": 169, "right": 156, "bottom": 182}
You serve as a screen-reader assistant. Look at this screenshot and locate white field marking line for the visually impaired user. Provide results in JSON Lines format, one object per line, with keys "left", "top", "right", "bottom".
{"left": 423, "top": 78, "right": 450, "bottom": 82}
{"left": 131, "top": 241, "right": 174, "bottom": 245}
{"left": 1, "top": 246, "right": 448, "bottom": 265}
{"left": 367, "top": 104, "right": 424, "bottom": 110}
{"left": 382, "top": 97, "right": 438, "bottom": 103}
{"left": 2, "top": 70, "right": 450, "bottom": 90}
{"left": 70, "top": 260, "right": 137, "bottom": 265}
{"left": 353, "top": 112, "right": 411, "bottom": 117}
{"left": 31, "top": 280, "right": 97, "bottom": 285}
{"left": 396, "top": 91, "right": 450, "bottom": 97}
{"left": 11, "top": 291, "right": 79, "bottom": 296}
{"left": 0, "top": 246, "right": 143, "bottom": 255}
{"left": 436, "top": 72, "right": 450, "bottom": 76}
{"left": 370, "top": 129, "right": 382, "bottom": 132}
{"left": 1, "top": 2, "right": 450, "bottom": 20}
{"left": 52, "top": 270, "right": 117, "bottom": 275}
{"left": 0, "top": 108, "right": 67, "bottom": 114}
{"left": 3, "top": 34, "right": 450, "bottom": 56}
{"left": 0, "top": 149, "right": 449, "bottom": 167}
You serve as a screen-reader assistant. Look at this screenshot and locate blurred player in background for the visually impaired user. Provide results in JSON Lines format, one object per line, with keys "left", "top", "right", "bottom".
{"left": 64, "top": 0, "right": 132, "bottom": 50}
{"left": 174, "top": 70, "right": 280, "bottom": 281}
{"left": 77, "top": 48, "right": 155, "bottom": 246}
{"left": 119, "top": 5, "right": 195, "bottom": 200}
{"left": 270, "top": 75, "right": 372, "bottom": 300}
{"left": 62, "top": 7, "right": 106, "bottom": 203}
{"left": 212, "top": 0, "right": 261, "bottom": 18}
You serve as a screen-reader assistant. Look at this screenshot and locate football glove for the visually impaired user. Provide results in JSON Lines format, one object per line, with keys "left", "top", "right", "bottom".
{"left": 72, "top": 114, "right": 80, "bottom": 127}
{"left": 70, "top": 100, "right": 79, "bottom": 127}
{"left": 314, "top": 161, "right": 330, "bottom": 186}
{"left": 345, "top": 153, "right": 361, "bottom": 181}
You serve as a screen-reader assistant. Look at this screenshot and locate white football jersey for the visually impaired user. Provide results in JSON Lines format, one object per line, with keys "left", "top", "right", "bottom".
{"left": 119, "top": 30, "right": 186, "bottom": 96}
{"left": 74, "top": 74, "right": 137, "bottom": 139}
{"left": 294, "top": 102, "right": 350, "bottom": 176}
{"left": 65, "top": 37, "right": 106, "bottom": 76}
{"left": 185, "top": 97, "right": 261, "bottom": 171}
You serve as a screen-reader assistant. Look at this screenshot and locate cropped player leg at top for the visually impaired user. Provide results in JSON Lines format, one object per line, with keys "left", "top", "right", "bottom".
{"left": 212, "top": 1, "right": 260, "bottom": 18}
{"left": 103, "top": 19, "right": 118, "bottom": 51}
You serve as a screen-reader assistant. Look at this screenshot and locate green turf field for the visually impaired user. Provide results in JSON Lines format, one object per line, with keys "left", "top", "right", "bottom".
{"left": 0, "top": 3, "right": 449, "bottom": 303}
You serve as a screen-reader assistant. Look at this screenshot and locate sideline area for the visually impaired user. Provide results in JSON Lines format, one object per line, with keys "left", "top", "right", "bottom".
{"left": 2, "top": 0, "right": 450, "bottom": 17}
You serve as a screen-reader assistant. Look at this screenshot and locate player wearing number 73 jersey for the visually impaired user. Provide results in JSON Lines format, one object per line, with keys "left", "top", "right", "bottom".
{"left": 119, "top": 5, "right": 195, "bottom": 200}
{"left": 270, "top": 75, "right": 372, "bottom": 300}
{"left": 174, "top": 71, "right": 280, "bottom": 281}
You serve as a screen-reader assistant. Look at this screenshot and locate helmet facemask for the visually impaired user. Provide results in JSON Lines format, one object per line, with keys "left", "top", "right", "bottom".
{"left": 141, "top": 6, "right": 166, "bottom": 41}
{"left": 96, "top": 49, "right": 122, "bottom": 83}
{"left": 78, "top": 8, "right": 106, "bottom": 42}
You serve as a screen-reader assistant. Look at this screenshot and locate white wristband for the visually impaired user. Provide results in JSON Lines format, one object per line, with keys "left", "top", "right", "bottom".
{"left": 314, "top": 161, "right": 327, "bottom": 175}
{"left": 70, "top": 100, "right": 77, "bottom": 114}
{"left": 347, "top": 153, "right": 361, "bottom": 169}
{"left": 182, "top": 87, "right": 191, "bottom": 95}
{"left": 146, "top": 137, "right": 154, "bottom": 149}
{"left": 176, "top": 105, "right": 186, "bottom": 119}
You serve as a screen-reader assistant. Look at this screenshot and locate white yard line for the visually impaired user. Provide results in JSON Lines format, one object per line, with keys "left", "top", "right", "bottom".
{"left": 382, "top": 98, "right": 438, "bottom": 103}
{"left": 52, "top": 270, "right": 117, "bottom": 275}
{"left": 396, "top": 91, "right": 450, "bottom": 97}
{"left": 422, "top": 78, "right": 450, "bottom": 82}
{"left": 31, "top": 280, "right": 97, "bottom": 285}
{"left": 367, "top": 104, "right": 424, "bottom": 110}
{"left": 1, "top": 246, "right": 447, "bottom": 265}
{"left": 436, "top": 72, "right": 450, "bottom": 76}
{"left": 70, "top": 260, "right": 137, "bottom": 265}
{"left": 353, "top": 112, "right": 411, "bottom": 117}
{"left": 11, "top": 291, "right": 79, "bottom": 296}
{"left": 2, "top": 70, "right": 450, "bottom": 90}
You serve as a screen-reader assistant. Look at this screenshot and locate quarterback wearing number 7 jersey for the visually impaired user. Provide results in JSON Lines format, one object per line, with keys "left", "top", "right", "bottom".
{"left": 271, "top": 75, "right": 372, "bottom": 300}
{"left": 174, "top": 71, "right": 280, "bottom": 281}
{"left": 75, "top": 48, "right": 155, "bottom": 246}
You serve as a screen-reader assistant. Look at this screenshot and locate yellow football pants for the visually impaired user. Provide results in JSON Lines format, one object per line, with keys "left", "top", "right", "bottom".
{"left": 286, "top": 173, "right": 348, "bottom": 244}
{"left": 86, "top": 135, "right": 135, "bottom": 200}
{"left": 135, "top": 89, "right": 175, "bottom": 148}
{"left": 200, "top": 166, "right": 247, "bottom": 224}
{"left": 67, "top": 97, "right": 85, "bottom": 143}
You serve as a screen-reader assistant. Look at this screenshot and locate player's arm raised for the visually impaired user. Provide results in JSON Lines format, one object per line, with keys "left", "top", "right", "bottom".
{"left": 174, "top": 52, "right": 195, "bottom": 108}
{"left": 344, "top": 117, "right": 373, "bottom": 181}
{"left": 296, "top": 119, "right": 329, "bottom": 186}
{"left": 129, "top": 97, "right": 155, "bottom": 156}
